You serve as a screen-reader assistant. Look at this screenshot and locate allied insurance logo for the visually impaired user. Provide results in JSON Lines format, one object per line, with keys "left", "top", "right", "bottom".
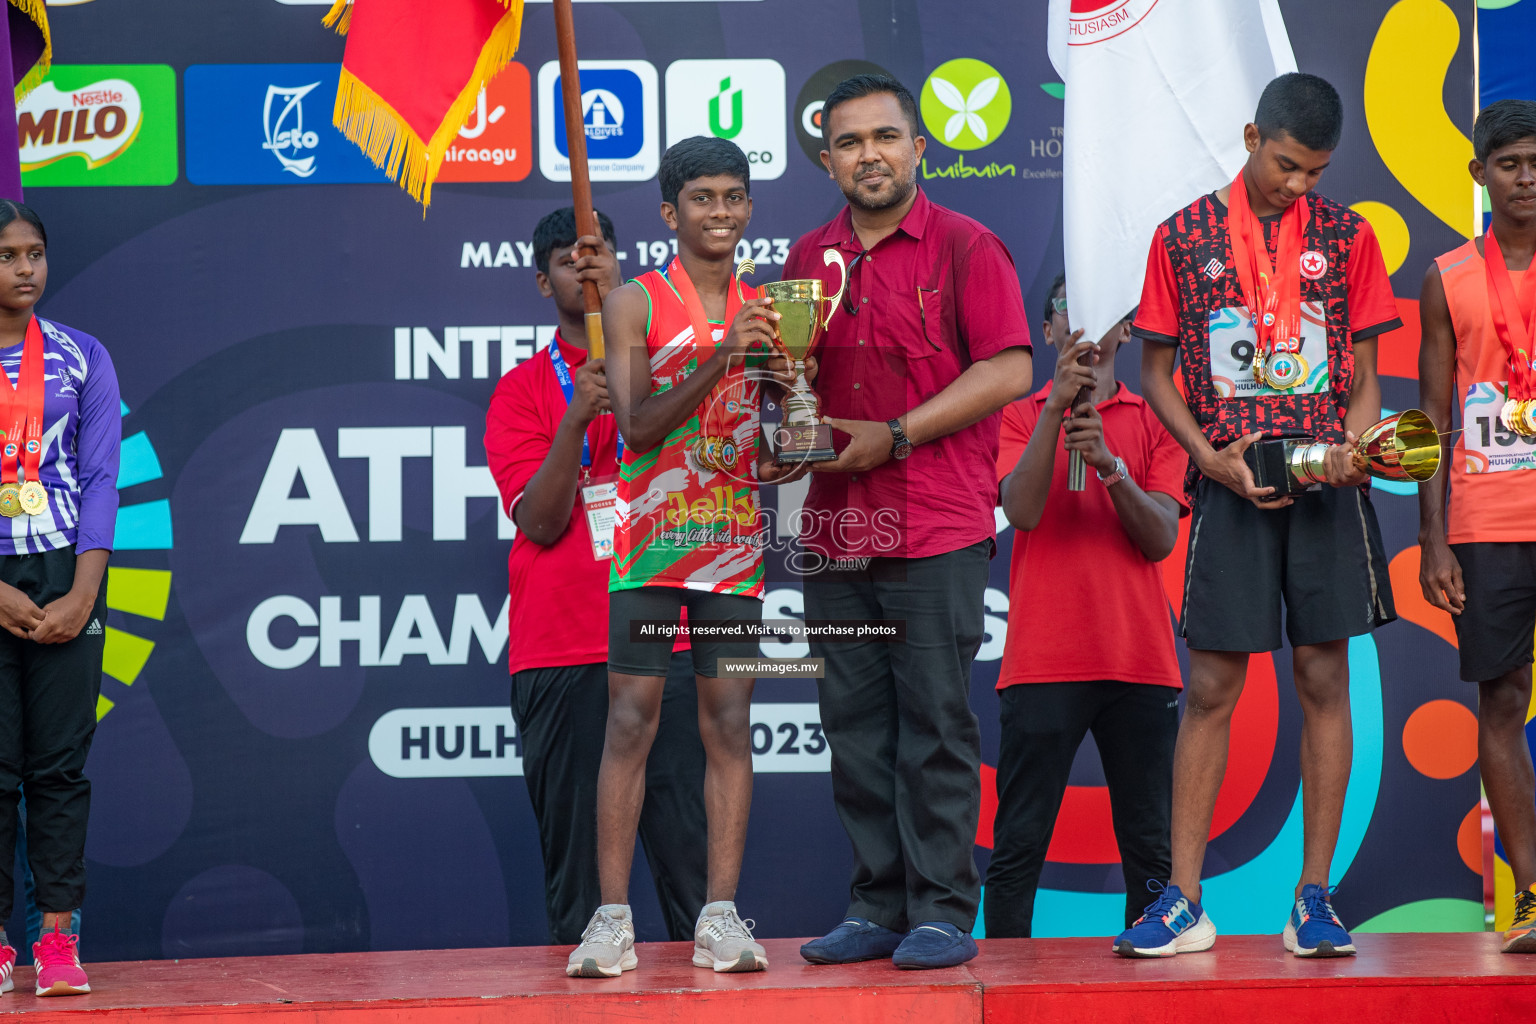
{"left": 18, "top": 65, "right": 177, "bottom": 186}
{"left": 538, "top": 59, "right": 659, "bottom": 182}
{"left": 186, "top": 63, "right": 531, "bottom": 185}
{"left": 665, "top": 60, "right": 786, "bottom": 180}
{"left": 1067, "top": 0, "right": 1162, "bottom": 45}
{"left": 919, "top": 58, "right": 1011, "bottom": 152}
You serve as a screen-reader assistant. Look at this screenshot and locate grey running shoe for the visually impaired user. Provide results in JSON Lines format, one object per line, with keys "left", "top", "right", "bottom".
{"left": 566, "top": 905, "right": 637, "bottom": 978}
{"left": 693, "top": 901, "right": 768, "bottom": 972}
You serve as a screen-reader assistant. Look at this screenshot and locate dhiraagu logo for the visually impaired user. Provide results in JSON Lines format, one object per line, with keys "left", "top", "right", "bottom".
{"left": 19, "top": 65, "right": 177, "bottom": 186}
{"left": 100, "top": 399, "right": 174, "bottom": 722}
{"left": 921, "top": 59, "right": 1011, "bottom": 151}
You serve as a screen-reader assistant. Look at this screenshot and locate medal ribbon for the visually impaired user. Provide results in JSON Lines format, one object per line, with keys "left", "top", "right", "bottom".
{"left": 0, "top": 318, "right": 45, "bottom": 486}
{"left": 667, "top": 257, "right": 746, "bottom": 448}
{"left": 1483, "top": 228, "right": 1536, "bottom": 404}
{"left": 548, "top": 336, "right": 623, "bottom": 477}
{"left": 1227, "top": 167, "right": 1311, "bottom": 365}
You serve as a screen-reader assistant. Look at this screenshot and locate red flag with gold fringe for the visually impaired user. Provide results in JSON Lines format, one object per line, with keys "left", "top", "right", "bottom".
{"left": 2, "top": 0, "right": 51, "bottom": 202}
{"left": 324, "top": 0, "right": 523, "bottom": 208}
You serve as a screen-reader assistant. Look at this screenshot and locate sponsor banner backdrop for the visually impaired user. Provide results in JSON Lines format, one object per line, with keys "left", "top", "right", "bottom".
{"left": 5, "top": 0, "right": 1479, "bottom": 962}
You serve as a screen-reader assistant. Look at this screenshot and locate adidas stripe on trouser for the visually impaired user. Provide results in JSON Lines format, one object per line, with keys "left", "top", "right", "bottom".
{"left": 0, "top": 544, "right": 107, "bottom": 920}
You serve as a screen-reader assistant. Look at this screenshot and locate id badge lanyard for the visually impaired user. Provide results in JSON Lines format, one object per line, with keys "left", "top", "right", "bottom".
{"left": 549, "top": 341, "right": 623, "bottom": 482}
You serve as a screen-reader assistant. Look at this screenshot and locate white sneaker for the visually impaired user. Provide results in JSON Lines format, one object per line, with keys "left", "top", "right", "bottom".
{"left": 693, "top": 901, "right": 767, "bottom": 972}
{"left": 566, "top": 905, "right": 637, "bottom": 978}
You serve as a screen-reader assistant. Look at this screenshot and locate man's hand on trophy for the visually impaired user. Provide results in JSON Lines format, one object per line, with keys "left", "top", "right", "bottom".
{"left": 756, "top": 443, "right": 813, "bottom": 486}
{"left": 721, "top": 297, "right": 780, "bottom": 359}
{"left": 762, "top": 349, "right": 798, "bottom": 391}
{"left": 1045, "top": 336, "right": 1097, "bottom": 417}
{"left": 569, "top": 358, "right": 610, "bottom": 425}
{"left": 1199, "top": 432, "right": 1292, "bottom": 509}
{"left": 813, "top": 417, "right": 892, "bottom": 473}
{"left": 1418, "top": 534, "right": 1466, "bottom": 615}
{"left": 1321, "top": 431, "right": 1370, "bottom": 488}
{"left": 1063, "top": 401, "right": 1115, "bottom": 475}
{"left": 571, "top": 230, "right": 623, "bottom": 301}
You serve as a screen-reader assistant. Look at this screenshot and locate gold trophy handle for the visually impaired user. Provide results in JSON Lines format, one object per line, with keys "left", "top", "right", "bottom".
{"left": 822, "top": 248, "right": 848, "bottom": 331}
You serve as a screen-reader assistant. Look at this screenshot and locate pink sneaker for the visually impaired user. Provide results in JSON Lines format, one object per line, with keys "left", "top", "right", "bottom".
{"left": 1, "top": 942, "right": 14, "bottom": 993}
{"left": 33, "top": 926, "right": 89, "bottom": 997}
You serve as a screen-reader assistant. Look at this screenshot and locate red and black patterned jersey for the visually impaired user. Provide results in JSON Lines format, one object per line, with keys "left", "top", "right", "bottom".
{"left": 1132, "top": 189, "right": 1401, "bottom": 491}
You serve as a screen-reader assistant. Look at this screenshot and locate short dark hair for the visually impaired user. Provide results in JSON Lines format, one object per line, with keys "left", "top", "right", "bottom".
{"left": 0, "top": 201, "right": 46, "bottom": 248}
{"left": 822, "top": 74, "right": 920, "bottom": 140}
{"left": 1254, "top": 72, "right": 1343, "bottom": 152}
{"left": 658, "top": 136, "right": 750, "bottom": 208}
{"left": 1475, "top": 99, "right": 1536, "bottom": 163}
{"left": 1042, "top": 272, "right": 1066, "bottom": 324}
{"left": 531, "top": 207, "right": 617, "bottom": 275}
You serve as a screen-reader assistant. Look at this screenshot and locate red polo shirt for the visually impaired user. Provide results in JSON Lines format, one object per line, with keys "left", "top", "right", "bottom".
{"left": 781, "top": 188, "right": 1033, "bottom": 559}
{"left": 995, "top": 384, "right": 1188, "bottom": 688}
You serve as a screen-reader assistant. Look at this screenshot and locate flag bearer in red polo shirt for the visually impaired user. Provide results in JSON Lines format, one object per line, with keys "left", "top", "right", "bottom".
{"left": 785, "top": 74, "right": 1034, "bottom": 970}
{"left": 989, "top": 274, "right": 1188, "bottom": 938}
{"left": 1115, "top": 73, "right": 1401, "bottom": 960}
{"left": 1418, "top": 99, "right": 1536, "bottom": 953}
{"left": 484, "top": 208, "right": 708, "bottom": 949}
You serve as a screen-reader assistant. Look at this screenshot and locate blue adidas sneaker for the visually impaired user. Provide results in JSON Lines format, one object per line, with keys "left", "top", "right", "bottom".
{"left": 1283, "top": 884, "right": 1356, "bottom": 958}
{"left": 1112, "top": 882, "right": 1217, "bottom": 957}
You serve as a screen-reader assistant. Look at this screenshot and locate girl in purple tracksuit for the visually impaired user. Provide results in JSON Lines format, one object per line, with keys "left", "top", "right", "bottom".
{"left": 0, "top": 201, "right": 120, "bottom": 999}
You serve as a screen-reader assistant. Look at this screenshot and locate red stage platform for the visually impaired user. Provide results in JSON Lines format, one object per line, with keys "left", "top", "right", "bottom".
{"left": 1, "top": 934, "right": 1533, "bottom": 1022}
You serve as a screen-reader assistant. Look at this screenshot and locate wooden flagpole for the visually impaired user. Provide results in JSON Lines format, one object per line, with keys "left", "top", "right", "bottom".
{"left": 552, "top": 0, "right": 604, "bottom": 358}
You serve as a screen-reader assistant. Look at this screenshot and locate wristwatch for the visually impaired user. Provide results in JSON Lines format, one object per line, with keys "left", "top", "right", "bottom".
{"left": 888, "top": 418, "right": 914, "bottom": 460}
{"left": 1096, "top": 455, "right": 1127, "bottom": 487}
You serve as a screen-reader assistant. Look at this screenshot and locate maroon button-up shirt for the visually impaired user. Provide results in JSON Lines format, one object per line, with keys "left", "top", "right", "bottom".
{"left": 781, "top": 188, "right": 1032, "bottom": 559}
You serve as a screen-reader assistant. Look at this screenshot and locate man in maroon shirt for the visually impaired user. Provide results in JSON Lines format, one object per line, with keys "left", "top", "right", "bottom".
{"left": 484, "top": 208, "right": 707, "bottom": 946}
{"left": 783, "top": 74, "right": 1033, "bottom": 970}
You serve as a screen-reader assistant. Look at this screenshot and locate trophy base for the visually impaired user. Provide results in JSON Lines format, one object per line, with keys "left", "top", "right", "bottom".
{"left": 774, "top": 423, "right": 838, "bottom": 465}
{"left": 1243, "top": 437, "right": 1320, "bottom": 497}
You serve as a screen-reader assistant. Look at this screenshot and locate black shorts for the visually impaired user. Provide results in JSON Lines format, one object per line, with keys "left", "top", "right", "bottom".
{"left": 1180, "top": 479, "right": 1395, "bottom": 652}
{"left": 1450, "top": 541, "right": 1536, "bottom": 682}
{"left": 608, "top": 585, "right": 762, "bottom": 677}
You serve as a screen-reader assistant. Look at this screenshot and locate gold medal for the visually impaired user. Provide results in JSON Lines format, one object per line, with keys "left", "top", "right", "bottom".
{"left": 18, "top": 480, "right": 46, "bottom": 516}
{"left": 1263, "top": 350, "right": 1308, "bottom": 390}
{"left": 1520, "top": 399, "right": 1536, "bottom": 438}
{"left": 0, "top": 483, "right": 23, "bottom": 518}
{"left": 717, "top": 439, "right": 738, "bottom": 471}
{"left": 1251, "top": 347, "right": 1266, "bottom": 385}
{"left": 1502, "top": 398, "right": 1523, "bottom": 434}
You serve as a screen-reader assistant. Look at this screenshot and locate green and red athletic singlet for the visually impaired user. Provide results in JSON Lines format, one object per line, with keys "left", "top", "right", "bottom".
{"left": 609, "top": 259, "right": 765, "bottom": 598}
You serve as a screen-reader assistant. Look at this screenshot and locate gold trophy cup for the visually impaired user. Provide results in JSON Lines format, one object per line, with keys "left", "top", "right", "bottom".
{"left": 1244, "top": 409, "right": 1442, "bottom": 496}
{"left": 761, "top": 248, "right": 848, "bottom": 464}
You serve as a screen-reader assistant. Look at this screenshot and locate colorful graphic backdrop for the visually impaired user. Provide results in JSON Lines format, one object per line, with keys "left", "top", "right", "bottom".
{"left": 2, "top": 0, "right": 1482, "bottom": 960}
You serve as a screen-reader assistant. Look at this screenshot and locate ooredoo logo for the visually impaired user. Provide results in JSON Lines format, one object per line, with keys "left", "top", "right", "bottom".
{"left": 792, "top": 59, "right": 892, "bottom": 169}
{"left": 919, "top": 58, "right": 1011, "bottom": 152}
{"left": 1067, "top": 0, "right": 1161, "bottom": 45}
{"left": 18, "top": 65, "right": 176, "bottom": 186}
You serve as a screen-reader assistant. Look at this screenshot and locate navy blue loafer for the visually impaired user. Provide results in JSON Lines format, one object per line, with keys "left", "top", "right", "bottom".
{"left": 891, "top": 921, "right": 978, "bottom": 969}
{"left": 799, "top": 917, "right": 905, "bottom": 964}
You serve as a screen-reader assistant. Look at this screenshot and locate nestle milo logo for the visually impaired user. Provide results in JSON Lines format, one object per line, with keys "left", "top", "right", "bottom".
{"left": 19, "top": 79, "right": 141, "bottom": 170}
{"left": 16, "top": 65, "right": 177, "bottom": 186}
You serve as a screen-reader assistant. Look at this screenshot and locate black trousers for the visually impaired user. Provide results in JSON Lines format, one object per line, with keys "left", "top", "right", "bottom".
{"left": 985, "top": 681, "right": 1178, "bottom": 937}
{"left": 0, "top": 546, "right": 106, "bottom": 921}
{"left": 511, "top": 651, "right": 707, "bottom": 944}
{"left": 803, "top": 541, "right": 988, "bottom": 932}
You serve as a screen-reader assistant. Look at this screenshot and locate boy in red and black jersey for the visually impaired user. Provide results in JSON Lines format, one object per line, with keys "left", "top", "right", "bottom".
{"left": 1115, "top": 74, "right": 1401, "bottom": 961}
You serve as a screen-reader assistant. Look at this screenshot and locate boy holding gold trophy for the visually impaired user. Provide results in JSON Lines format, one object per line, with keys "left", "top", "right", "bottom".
{"left": 1117, "top": 73, "right": 1406, "bottom": 960}
{"left": 1418, "top": 99, "right": 1536, "bottom": 954}
{"left": 566, "top": 137, "right": 802, "bottom": 979}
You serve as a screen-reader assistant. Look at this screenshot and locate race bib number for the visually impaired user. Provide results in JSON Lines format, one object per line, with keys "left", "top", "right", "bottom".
{"left": 581, "top": 478, "right": 619, "bottom": 559}
{"left": 1463, "top": 382, "right": 1536, "bottom": 473}
{"left": 1207, "top": 300, "right": 1329, "bottom": 399}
